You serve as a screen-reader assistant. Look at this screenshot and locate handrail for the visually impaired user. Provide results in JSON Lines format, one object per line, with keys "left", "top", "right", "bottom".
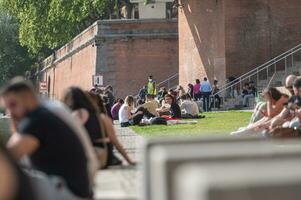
{"left": 157, "top": 73, "right": 179, "bottom": 89}
{"left": 217, "top": 43, "right": 301, "bottom": 93}
{"left": 215, "top": 43, "right": 301, "bottom": 97}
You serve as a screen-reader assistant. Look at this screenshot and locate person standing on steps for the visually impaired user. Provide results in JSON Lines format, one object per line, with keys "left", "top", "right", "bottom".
{"left": 147, "top": 75, "right": 157, "bottom": 96}
{"left": 200, "top": 77, "right": 212, "bottom": 112}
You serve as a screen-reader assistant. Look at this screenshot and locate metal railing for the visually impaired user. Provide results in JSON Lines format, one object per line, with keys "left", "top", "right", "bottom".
{"left": 157, "top": 73, "right": 179, "bottom": 90}
{"left": 210, "top": 43, "right": 301, "bottom": 110}
{"left": 216, "top": 44, "right": 301, "bottom": 97}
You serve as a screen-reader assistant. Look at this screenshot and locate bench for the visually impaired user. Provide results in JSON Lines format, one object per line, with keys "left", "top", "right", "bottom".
{"left": 142, "top": 137, "right": 301, "bottom": 200}
{"left": 175, "top": 158, "right": 301, "bottom": 200}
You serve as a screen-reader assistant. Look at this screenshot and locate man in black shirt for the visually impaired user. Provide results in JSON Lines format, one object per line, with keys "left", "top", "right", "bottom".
{"left": 1, "top": 77, "right": 94, "bottom": 199}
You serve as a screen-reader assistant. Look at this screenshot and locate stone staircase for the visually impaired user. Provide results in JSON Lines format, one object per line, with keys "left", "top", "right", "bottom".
{"left": 217, "top": 44, "right": 301, "bottom": 111}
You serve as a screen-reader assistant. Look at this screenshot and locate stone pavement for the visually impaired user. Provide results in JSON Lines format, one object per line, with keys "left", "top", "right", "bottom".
{"left": 94, "top": 124, "right": 144, "bottom": 200}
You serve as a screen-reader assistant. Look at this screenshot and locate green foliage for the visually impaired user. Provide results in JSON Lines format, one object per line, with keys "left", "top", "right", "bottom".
{"left": 0, "top": 10, "right": 33, "bottom": 86}
{"left": 1, "top": 0, "right": 114, "bottom": 54}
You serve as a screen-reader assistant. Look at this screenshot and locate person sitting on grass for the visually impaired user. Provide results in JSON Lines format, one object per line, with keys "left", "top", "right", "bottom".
{"left": 231, "top": 87, "right": 288, "bottom": 136}
{"left": 140, "top": 94, "right": 160, "bottom": 117}
{"left": 87, "top": 92, "right": 136, "bottom": 166}
{"left": 118, "top": 96, "right": 143, "bottom": 127}
{"left": 249, "top": 75, "right": 296, "bottom": 125}
{"left": 111, "top": 98, "right": 124, "bottom": 120}
{"left": 157, "top": 94, "right": 182, "bottom": 119}
{"left": 180, "top": 94, "right": 200, "bottom": 119}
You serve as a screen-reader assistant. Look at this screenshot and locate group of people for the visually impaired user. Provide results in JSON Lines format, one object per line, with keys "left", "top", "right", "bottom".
{"left": 232, "top": 74, "right": 301, "bottom": 137}
{"left": 0, "top": 77, "right": 135, "bottom": 200}
{"left": 138, "top": 76, "right": 221, "bottom": 113}
{"left": 112, "top": 76, "right": 216, "bottom": 127}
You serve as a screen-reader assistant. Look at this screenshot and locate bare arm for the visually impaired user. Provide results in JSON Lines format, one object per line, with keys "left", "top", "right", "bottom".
{"left": 270, "top": 108, "right": 290, "bottom": 129}
{"left": 7, "top": 133, "right": 39, "bottom": 161}
{"left": 101, "top": 115, "right": 135, "bottom": 165}
{"left": 267, "top": 97, "right": 287, "bottom": 118}
{"left": 0, "top": 152, "right": 18, "bottom": 200}
{"left": 72, "top": 109, "right": 89, "bottom": 125}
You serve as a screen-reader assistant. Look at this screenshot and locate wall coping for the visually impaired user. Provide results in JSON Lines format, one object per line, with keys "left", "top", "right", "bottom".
{"left": 39, "top": 18, "right": 178, "bottom": 71}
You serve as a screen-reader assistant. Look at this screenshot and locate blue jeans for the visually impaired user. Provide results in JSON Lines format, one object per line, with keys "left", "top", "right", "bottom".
{"left": 202, "top": 92, "right": 211, "bottom": 112}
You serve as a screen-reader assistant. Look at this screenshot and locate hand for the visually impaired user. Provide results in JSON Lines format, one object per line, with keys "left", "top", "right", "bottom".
{"left": 129, "top": 161, "right": 137, "bottom": 166}
{"left": 137, "top": 111, "right": 143, "bottom": 115}
{"left": 10, "top": 118, "right": 19, "bottom": 134}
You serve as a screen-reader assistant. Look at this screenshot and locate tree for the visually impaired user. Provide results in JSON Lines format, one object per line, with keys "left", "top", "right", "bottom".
{"left": 0, "top": 10, "right": 33, "bottom": 86}
{"left": 1, "top": 0, "right": 114, "bottom": 54}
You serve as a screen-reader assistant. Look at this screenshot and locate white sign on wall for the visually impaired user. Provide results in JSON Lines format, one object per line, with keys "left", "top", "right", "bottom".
{"left": 92, "top": 75, "right": 103, "bottom": 86}
{"left": 39, "top": 81, "right": 48, "bottom": 92}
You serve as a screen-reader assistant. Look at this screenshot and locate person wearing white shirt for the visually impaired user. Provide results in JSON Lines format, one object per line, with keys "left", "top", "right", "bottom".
{"left": 180, "top": 94, "right": 200, "bottom": 118}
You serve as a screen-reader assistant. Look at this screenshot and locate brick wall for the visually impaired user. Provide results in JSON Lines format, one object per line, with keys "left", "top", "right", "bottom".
{"left": 179, "top": 0, "right": 301, "bottom": 86}
{"left": 225, "top": 0, "right": 301, "bottom": 78}
{"left": 39, "top": 19, "right": 178, "bottom": 99}
{"left": 179, "top": 0, "right": 226, "bottom": 87}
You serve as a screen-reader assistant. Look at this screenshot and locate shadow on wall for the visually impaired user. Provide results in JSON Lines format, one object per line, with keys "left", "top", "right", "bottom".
{"left": 181, "top": 0, "right": 224, "bottom": 84}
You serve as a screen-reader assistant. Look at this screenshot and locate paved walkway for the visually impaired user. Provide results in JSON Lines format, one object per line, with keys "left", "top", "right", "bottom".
{"left": 94, "top": 125, "right": 144, "bottom": 200}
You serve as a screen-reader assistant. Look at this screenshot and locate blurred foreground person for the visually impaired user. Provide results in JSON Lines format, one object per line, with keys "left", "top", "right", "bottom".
{"left": 63, "top": 87, "right": 134, "bottom": 167}
{"left": 2, "top": 77, "right": 96, "bottom": 200}
{"left": 87, "top": 92, "right": 135, "bottom": 165}
{"left": 0, "top": 144, "right": 36, "bottom": 200}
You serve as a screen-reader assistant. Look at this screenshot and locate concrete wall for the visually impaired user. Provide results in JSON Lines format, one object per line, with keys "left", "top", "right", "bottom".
{"left": 39, "top": 19, "right": 178, "bottom": 99}
{"left": 179, "top": 0, "right": 301, "bottom": 86}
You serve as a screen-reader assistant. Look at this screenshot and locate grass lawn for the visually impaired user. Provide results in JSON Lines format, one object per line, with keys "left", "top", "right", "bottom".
{"left": 131, "top": 111, "right": 252, "bottom": 137}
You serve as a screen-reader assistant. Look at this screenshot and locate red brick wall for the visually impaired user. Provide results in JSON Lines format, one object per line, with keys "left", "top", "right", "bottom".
{"left": 225, "top": 0, "right": 301, "bottom": 78}
{"left": 179, "top": 0, "right": 301, "bottom": 86}
{"left": 39, "top": 19, "right": 178, "bottom": 99}
{"left": 112, "top": 38, "right": 178, "bottom": 98}
{"left": 179, "top": 0, "right": 226, "bottom": 87}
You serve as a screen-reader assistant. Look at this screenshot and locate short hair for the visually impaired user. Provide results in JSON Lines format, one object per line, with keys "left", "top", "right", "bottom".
{"left": 204, "top": 77, "right": 208, "bottom": 81}
{"left": 180, "top": 94, "right": 188, "bottom": 100}
{"left": 196, "top": 79, "right": 200, "bottom": 84}
{"left": 0, "top": 77, "right": 35, "bottom": 96}
{"left": 293, "top": 78, "right": 301, "bottom": 89}
{"left": 118, "top": 99, "right": 124, "bottom": 104}
{"left": 146, "top": 94, "right": 154, "bottom": 99}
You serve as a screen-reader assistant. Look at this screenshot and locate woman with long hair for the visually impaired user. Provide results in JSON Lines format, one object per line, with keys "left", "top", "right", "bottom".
{"left": 231, "top": 87, "right": 288, "bottom": 135}
{"left": 118, "top": 95, "right": 143, "bottom": 127}
{"left": 62, "top": 87, "right": 127, "bottom": 167}
{"left": 87, "top": 92, "right": 135, "bottom": 165}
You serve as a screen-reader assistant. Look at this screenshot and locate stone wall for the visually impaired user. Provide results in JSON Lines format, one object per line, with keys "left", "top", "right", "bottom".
{"left": 39, "top": 19, "right": 178, "bottom": 99}
{"left": 179, "top": 0, "right": 301, "bottom": 86}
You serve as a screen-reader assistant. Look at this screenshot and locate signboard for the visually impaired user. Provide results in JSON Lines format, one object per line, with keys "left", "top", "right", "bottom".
{"left": 39, "top": 81, "right": 48, "bottom": 92}
{"left": 92, "top": 75, "right": 103, "bottom": 86}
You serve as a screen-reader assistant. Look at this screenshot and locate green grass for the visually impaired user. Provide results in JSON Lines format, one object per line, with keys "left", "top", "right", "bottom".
{"left": 131, "top": 111, "right": 252, "bottom": 137}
